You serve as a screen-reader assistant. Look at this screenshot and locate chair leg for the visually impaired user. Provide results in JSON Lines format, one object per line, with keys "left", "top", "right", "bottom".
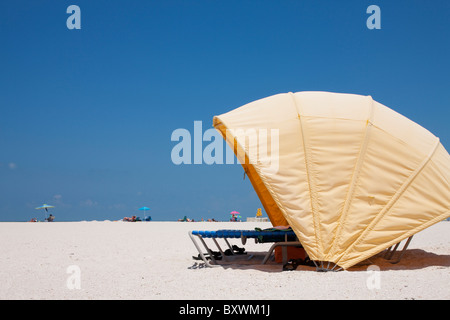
{"left": 389, "top": 236, "right": 413, "bottom": 264}
{"left": 188, "top": 232, "right": 219, "bottom": 268}
{"left": 223, "top": 238, "right": 234, "bottom": 254}
{"left": 261, "top": 242, "right": 303, "bottom": 265}
{"left": 386, "top": 242, "right": 401, "bottom": 260}
{"left": 383, "top": 246, "right": 393, "bottom": 258}
{"left": 212, "top": 238, "right": 229, "bottom": 261}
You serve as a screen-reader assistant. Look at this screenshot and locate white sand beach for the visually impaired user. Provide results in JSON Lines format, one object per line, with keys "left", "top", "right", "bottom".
{"left": 0, "top": 221, "right": 449, "bottom": 300}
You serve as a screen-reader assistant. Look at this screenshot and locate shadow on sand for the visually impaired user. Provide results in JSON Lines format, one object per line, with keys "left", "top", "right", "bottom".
{"left": 196, "top": 249, "right": 450, "bottom": 273}
{"left": 349, "top": 249, "right": 450, "bottom": 272}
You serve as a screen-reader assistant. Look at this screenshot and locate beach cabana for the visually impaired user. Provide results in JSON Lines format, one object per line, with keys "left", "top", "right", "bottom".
{"left": 210, "top": 91, "right": 450, "bottom": 270}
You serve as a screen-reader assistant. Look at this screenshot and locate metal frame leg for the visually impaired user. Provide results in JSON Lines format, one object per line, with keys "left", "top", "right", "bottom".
{"left": 211, "top": 238, "right": 230, "bottom": 261}
{"left": 223, "top": 238, "right": 234, "bottom": 254}
{"left": 389, "top": 236, "right": 413, "bottom": 264}
{"left": 188, "top": 231, "right": 220, "bottom": 268}
{"left": 386, "top": 242, "right": 401, "bottom": 260}
{"left": 261, "top": 241, "right": 303, "bottom": 264}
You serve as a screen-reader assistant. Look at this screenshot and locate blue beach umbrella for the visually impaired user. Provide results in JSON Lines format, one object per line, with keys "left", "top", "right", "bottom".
{"left": 139, "top": 207, "right": 150, "bottom": 221}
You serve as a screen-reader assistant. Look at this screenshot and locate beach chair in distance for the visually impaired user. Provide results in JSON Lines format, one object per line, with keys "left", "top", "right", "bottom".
{"left": 188, "top": 229, "right": 303, "bottom": 268}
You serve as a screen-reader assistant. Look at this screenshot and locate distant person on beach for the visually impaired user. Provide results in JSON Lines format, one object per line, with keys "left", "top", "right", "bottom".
{"left": 123, "top": 215, "right": 136, "bottom": 222}
{"left": 46, "top": 214, "right": 55, "bottom": 222}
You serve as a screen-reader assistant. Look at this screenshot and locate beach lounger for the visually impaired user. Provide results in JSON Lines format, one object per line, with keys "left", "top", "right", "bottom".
{"left": 188, "top": 229, "right": 302, "bottom": 268}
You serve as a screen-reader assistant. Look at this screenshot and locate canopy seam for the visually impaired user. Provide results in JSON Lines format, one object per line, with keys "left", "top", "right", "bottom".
{"left": 289, "top": 92, "right": 323, "bottom": 259}
{"left": 327, "top": 96, "right": 374, "bottom": 261}
{"left": 336, "top": 136, "right": 441, "bottom": 266}
{"left": 339, "top": 209, "right": 450, "bottom": 269}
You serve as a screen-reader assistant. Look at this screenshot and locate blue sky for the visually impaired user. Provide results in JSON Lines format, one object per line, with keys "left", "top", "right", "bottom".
{"left": 0, "top": 1, "right": 449, "bottom": 221}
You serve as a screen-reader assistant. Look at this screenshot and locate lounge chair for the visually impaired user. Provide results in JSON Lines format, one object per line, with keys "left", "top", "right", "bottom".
{"left": 188, "top": 229, "right": 303, "bottom": 268}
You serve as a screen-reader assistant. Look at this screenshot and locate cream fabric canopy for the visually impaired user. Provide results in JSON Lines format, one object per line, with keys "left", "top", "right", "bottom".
{"left": 213, "top": 91, "right": 450, "bottom": 270}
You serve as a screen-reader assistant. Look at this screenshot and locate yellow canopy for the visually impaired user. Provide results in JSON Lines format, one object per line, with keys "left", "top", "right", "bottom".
{"left": 213, "top": 91, "right": 450, "bottom": 269}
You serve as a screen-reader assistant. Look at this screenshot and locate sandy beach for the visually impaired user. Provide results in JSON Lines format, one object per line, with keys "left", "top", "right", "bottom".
{"left": 0, "top": 221, "right": 449, "bottom": 300}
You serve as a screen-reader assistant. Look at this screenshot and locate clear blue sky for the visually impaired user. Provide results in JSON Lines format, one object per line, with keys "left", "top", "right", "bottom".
{"left": 0, "top": 1, "right": 449, "bottom": 221}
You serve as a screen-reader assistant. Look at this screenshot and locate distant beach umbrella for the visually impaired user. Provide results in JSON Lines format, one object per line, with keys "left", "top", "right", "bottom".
{"left": 139, "top": 207, "right": 151, "bottom": 221}
{"left": 35, "top": 204, "right": 55, "bottom": 220}
{"left": 35, "top": 204, "right": 55, "bottom": 213}
{"left": 230, "top": 211, "right": 241, "bottom": 221}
